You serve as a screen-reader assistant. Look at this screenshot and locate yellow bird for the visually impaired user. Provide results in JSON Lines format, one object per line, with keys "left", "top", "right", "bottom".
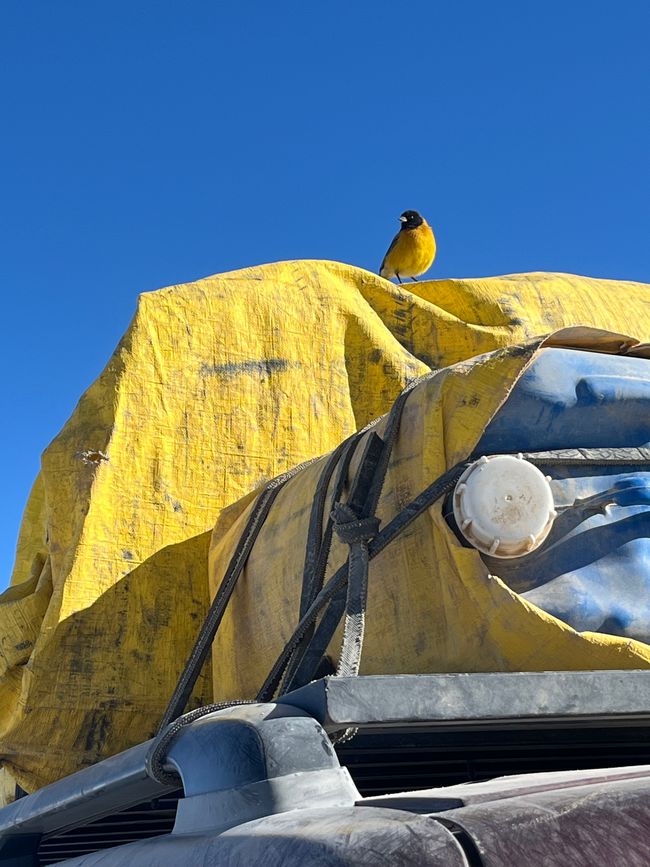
{"left": 379, "top": 210, "right": 436, "bottom": 283}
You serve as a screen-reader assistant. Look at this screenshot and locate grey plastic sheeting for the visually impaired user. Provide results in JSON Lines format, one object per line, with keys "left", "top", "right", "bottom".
{"left": 45, "top": 768, "right": 650, "bottom": 865}
{"left": 436, "top": 776, "right": 650, "bottom": 867}
{"left": 362, "top": 763, "right": 650, "bottom": 812}
{"left": 53, "top": 806, "right": 469, "bottom": 867}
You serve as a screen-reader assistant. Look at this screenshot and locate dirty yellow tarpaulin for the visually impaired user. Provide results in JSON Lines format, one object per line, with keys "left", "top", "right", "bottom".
{"left": 209, "top": 327, "right": 650, "bottom": 701}
{"left": 2, "top": 261, "right": 650, "bottom": 794}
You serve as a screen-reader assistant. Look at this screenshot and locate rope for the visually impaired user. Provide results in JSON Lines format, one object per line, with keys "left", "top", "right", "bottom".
{"left": 146, "top": 700, "right": 257, "bottom": 785}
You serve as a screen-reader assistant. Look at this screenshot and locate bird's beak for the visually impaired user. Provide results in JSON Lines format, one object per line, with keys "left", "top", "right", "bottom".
{"left": 399, "top": 216, "right": 407, "bottom": 223}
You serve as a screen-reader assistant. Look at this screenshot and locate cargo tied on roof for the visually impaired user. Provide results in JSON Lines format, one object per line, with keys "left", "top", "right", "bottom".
{"left": 208, "top": 328, "right": 650, "bottom": 705}
{"left": 1, "top": 260, "right": 650, "bottom": 797}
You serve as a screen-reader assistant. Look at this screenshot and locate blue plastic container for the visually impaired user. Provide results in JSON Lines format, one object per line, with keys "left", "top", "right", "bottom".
{"left": 463, "top": 348, "right": 650, "bottom": 643}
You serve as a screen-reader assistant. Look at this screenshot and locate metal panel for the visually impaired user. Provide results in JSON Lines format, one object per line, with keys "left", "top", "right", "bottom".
{"left": 280, "top": 671, "right": 650, "bottom": 730}
{"left": 51, "top": 807, "right": 470, "bottom": 867}
{"left": 360, "top": 763, "right": 650, "bottom": 813}
{"left": 0, "top": 741, "right": 174, "bottom": 841}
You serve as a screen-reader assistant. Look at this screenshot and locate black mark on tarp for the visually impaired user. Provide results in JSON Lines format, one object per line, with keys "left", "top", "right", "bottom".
{"left": 501, "top": 343, "right": 533, "bottom": 359}
{"left": 163, "top": 493, "right": 183, "bottom": 513}
{"left": 199, "top": 358, "right": 299, "bottom": 378}
{"left": 81, "top": 711, "right": 111, "bottom": 754}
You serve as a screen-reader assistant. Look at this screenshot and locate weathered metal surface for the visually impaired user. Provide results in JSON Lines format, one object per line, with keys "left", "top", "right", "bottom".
{"left": 161, "top": 703, "right": 344, "bottom": 797}
{"left": 162, "top": 703, "right": 359, "bottom": 835}
{"left": 4, "top": 687, "right": 650, "bottom": 862}
{"left": 0, "top": 703, "right": 360, "bottom": 852}
{"left": 280, "top": 672, "right": 650, "bottom": 730}
{"left": 54, "top": 807, "right": 470, "bottom": 867}
{"left": 0, "top": 741, "right": 173, "bottom": 841}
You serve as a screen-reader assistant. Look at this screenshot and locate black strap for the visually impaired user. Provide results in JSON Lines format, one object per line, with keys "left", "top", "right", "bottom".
{"left": 331, "top": 433, "right": 385, "bottom": 679}
{"left": 282, "top": 433, "right": 384, "bottom": 693}
{"left": 278, "top": 434, "right": 364, "bottom": 694}
{"left": 299, "top": 434, "right": 362, "bottom": 619}
{"left": 257, "top": 458, "right": 470, "bottom": 702}
{"left": 523, "top": 447, "right": 650, "bottom": 465}
{"left": 363, "top": 372, "right": 431, "bottom": 514}
{"left": 156, "top": 459, "right": 314, "bottom": 733}
{"left": 331, "top": 502, "right": 379, "bottom": 677}
{"left": 281, "top": 380, "right": 422, "bottom": 692}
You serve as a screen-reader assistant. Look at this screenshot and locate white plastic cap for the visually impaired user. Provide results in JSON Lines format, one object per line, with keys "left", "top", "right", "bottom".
{"left": 452, "top": 454, "right": 557, "bottom": 558}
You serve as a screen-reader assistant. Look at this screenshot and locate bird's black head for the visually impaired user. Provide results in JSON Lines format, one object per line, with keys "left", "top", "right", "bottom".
{"left": 399, "top": 210, "right": 424, "bottom": 230}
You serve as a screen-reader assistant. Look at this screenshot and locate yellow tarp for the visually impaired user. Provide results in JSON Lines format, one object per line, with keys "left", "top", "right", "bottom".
{"left": 209, "top": 327, "right": 650, "bottom": 701}
{"left": 2, "top": 261, "right": 650, "bottom": 794}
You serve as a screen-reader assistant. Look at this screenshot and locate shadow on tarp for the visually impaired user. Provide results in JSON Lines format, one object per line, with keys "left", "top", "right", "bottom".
{"left": 0, "top": 531, "right": 213, "bottom": 794}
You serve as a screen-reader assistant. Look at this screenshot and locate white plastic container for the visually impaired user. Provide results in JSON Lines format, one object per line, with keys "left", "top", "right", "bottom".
{"left": 452, "top": 454, "right": 557, "bottom": 558}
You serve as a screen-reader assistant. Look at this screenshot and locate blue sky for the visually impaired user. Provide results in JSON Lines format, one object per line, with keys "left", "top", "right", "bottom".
{"left": 1, "top": 1, "right": 649, "bottom": 587}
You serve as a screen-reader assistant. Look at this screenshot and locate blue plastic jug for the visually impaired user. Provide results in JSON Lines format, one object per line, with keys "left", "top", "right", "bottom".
{"left": 457, "top": 348, "right": 650, "bottom": 643}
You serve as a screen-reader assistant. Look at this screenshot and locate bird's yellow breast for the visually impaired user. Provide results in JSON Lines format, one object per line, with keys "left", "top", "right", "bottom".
{"left": 382, "top": 223, "right": 436, "bottom": 279}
